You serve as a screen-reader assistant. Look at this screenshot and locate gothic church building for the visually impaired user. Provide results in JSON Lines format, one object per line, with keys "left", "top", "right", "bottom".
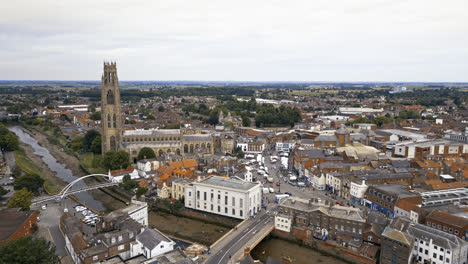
{"left": 101, "top": 63, "right": 214, "bottom": 161}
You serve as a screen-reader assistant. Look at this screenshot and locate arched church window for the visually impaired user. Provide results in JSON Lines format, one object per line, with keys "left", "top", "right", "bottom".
{"left": 107, "top": 90, "right": 115, "bottom": 105}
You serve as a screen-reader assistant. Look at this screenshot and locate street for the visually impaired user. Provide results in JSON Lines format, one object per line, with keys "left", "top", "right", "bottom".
{"left": 204, "top": 207, "right": 275, "bottom": 264}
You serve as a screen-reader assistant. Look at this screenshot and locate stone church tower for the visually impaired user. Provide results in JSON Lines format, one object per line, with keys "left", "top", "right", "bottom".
{"left": 101, "top": 62, "right": 122, "bottom": 154}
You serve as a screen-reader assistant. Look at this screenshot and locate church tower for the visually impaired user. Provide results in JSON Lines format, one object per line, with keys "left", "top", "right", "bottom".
{"left": 101, "top": 62, "right": 122, "bottom": 154}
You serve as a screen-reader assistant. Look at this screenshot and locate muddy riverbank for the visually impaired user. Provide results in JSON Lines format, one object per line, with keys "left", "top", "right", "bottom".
{"left": 251, "top": 238, "right": 348, "bottom": 264}
{"left": 12, "top": 126, "right": 126, "bottom": 212}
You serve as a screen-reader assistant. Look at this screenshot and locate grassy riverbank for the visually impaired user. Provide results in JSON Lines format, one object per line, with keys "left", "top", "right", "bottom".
{"left": 14, "top": 148, "right": 62, "bottom": 194}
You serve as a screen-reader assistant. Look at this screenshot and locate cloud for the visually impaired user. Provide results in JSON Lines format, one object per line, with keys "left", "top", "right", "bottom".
{"left": 0, "top": 0, "right": 467, "bottom": 81}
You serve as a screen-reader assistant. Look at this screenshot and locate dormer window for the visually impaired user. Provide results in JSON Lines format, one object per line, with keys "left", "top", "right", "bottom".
{"left": 111, "top": 237, "right": 116, "bottom": 243}
{"left": 118, "top": 235, "right": 122, "bottom": 242}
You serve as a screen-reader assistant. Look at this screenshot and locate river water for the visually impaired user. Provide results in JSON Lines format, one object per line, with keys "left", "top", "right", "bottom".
{"left": 9, "top": 126, "right": 106, "bottom": 211}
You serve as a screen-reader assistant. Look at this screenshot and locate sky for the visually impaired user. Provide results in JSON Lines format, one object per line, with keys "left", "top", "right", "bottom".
{"left": 1, "top": 0, "right": 467, "bottom": 82}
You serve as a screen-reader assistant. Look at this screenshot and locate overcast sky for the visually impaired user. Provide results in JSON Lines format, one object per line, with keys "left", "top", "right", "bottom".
{"left": 1, "top": 0, "right": 467, "bottom": 81}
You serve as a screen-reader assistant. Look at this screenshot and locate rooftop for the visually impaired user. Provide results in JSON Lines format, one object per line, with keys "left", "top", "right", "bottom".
{"left": 0, "top": 208, "right": 35, "bottom": 241}
{"left": 197, "top": 176, "right": 260, "bottom": 191}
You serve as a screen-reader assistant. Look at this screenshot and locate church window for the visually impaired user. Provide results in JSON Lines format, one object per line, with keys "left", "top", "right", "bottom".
{"left": 107, "top": 90, "right": 115, "bottom": 105}
{"left": 107, "top": 114, "right": 111, "bottom": 128}
{"left": 113, "top": 114, "right": 116, "bottom": 128}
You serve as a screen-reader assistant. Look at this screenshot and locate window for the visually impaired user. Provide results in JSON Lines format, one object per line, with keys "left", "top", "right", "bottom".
{"left": 111, "top": 237, "right": 116, "bottom": 243}
{"left": 440, "top": 255, "right": 443, "bottom": 261}
{"left": 204, "top": 192, "right": 207, "bottom": 201}
{"left": 425, "top": 249, "right": 428, "bottom": 255}
{"left": 368, "top": 235, "right": 372, "bottom": 241}
{"left": 440, "top": 248, "right": 444, "bottom": 252}
{"left": 240, "top": 198, "right": 243, "bottom": 207}
{"left": 118, "top": 245, "right": 124, "bottom": 251}
{"left": 232, "top": 209, "right": 235, "bottom": 215}
{"left": 240, "top": 210, "right": 243, "bottom": 217}
{"left": 211, "top": 204, "right": 213, "bottom": 211}
{"left": 455, "top": 230, "right": 459, "bottom": 235}
{"left": 419, "top": 248, "right": 423, "bottom": 253}
{"left": 129, "top": 232, "right": 133, "bottom": 239}
{"left": 118, "top": 235, "right": 122, "bottom": 242}
{"left": 432, "top": 223, "right": 436, "bottom": 228}
{"left": 218, "top": 206, "right": 220, "bottom": 212}
{"left": 446, "top": 258, "right": 449, "bottom": 263}
{"left": 232, "top": 197, "right": 235, "bottom": 206}
{"left": 225, "top": 196, "right": 228, "bottom": 205}
{"left": 433, "top": 253, "right": 437, "bottom": 258}
{"left": 443, "top": 226, "right": 447, "bottom": 231}
{"left": 437, "top": 225, "right": 441, "bottom": 229}
{"left": 93, "top": 256, "right": 98, "bottom": 261}
{"left": 197, "top": 191, "right": 200, "bottom": 199}
{"left": 434, "top": 246, "right": 438, "bottom": 250}
{"left": 427, "top": 221, "right": 431, "bottom": 226}
{"left": 449, "top": 228, "right": 453, "bottom": 233}
{"left": 225, "top": 207, "right": 228, "bottom": 214}
{"left": 447, "top": 250, "right": 450, "bottom": 254}
{"left": 161, "top": 245, "right": 164, "bottom": 248}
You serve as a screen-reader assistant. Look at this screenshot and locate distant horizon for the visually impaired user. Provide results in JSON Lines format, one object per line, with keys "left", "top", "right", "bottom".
{"left": 0, "top": 80, "right": 467, "bottom": 85}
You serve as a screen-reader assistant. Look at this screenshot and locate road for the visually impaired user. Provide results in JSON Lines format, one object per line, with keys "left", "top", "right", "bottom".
{"left": 262, "top": 149, "right": 352, "bottom": 207}
{"left": 204, "top": 208, "right": 275, "bottom": 264}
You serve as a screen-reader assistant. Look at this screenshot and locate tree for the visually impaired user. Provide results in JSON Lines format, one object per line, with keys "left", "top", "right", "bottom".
{"left": 236, "top": 149, "right": 245, "bottom": 159}
{"left": 137, "top": 147, "right": 156, "bottom": 161}
{"left": 83, "top": 130, "right": 100, "bottom": 151}
{"left": 146, "top": 114, "right": 155, "bottom": 120}
{"left": 103, "top": 150, "right": 130, "bottom": 170}
{"left": 136, "top": 187, "right": 148, "bottom": 198}
{"left": 158, "top": 105, "right": 165, "bottom": 112}
{"left": 12, "top": 165, "right": 22, "bottom": 178}
{"left": 120, "top": 175, "right": 138, "bottom": 191}
{"left": 7, "top": 188, "right": 32, "bottom": 210}
{"left": 0, "top": 186, "right": 8, "bottom": 198}
{"left": 89, "top": 111, "right": 101, "bottom": 121}
{"left": 0, "top": 131, "right": 19, "bottom": 152}
{"left": 14, "top": 173, "right": 44, "bottom": 194}
{"left": 90, "top": 135, "right": 102, "bottom": 154}
{"left": 242, "top": 116, "right": 250, "bottom": 127}
{"left": 0, "top": 235, "right": 59, "bottom": 264}
{"left": 69, "top": 135, "right": 84, "bottom": 152}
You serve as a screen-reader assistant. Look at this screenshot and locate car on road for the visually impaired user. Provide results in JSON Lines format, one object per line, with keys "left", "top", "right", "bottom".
{"left": 41, "top": 205, "right": 47, "bottom": 210}
{"left": 276, "top": 182, "right": 280, "bottom": 186}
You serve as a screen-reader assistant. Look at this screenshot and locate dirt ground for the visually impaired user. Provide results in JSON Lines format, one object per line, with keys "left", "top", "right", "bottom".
{"left": 251, "top": 238, "right": 347, "bottom": 264}
{"left": 149, "top": 211, "right": 230, "bottom": 246}
{"left": 18, "top": 141, "right": 68, "bottom": 192}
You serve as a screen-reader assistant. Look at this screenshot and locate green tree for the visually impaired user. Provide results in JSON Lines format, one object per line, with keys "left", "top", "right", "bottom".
{"left": 14, "top": 173, "right": 44, "bottom": 194}
{"left": 90, "top": 135, "right": 102, "bottom": 154}
{"left": 83, "top": 130, "right": 100, "bottom": 151}
{"left": 146, "top": 114, "right": 156, "bottom": 120}
{"left": 89, "top": 111, "right": 101, "bottom": 121}
{"left": 158, "top": 105, "right": 165, "bottom": 112}
{"left": 7, "top": 188, "right": 32, "bottom": 210}
{"left": 103, "top": 150, "right": 130, "bottom": 170}
{"left": 69, "top": 135, "right": 84, "bottom": 152}
{"left": 12, "top": 165, "right": 22, "bottom": 178}
{"left": 120, "top": 175, "right": 138, "bottom": 191}
{"left": 137, "top": 147, "right": 156, "bottom": 161}
{"left": 0, "top": 186, "right": 8, "bottom": 198}
{"left": 0, "top": 235, "right": 59, "bottom": 264}
{"left": 136, "top": 187, "right": 148, "bottom": 198}
{"left": 0, "top": 132, "right": 19, "bottom": 151}
{"left": 242, "top": 116, "right": 250, "bottom": 127}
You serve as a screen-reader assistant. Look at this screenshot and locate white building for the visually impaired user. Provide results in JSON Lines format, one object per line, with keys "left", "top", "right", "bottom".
{"left": 184, "top": 176, "right": 262, "bottom": 219}
{"left": 326, "top": 173, "right": 342, "bottom": 195}
{"left": 410, "top": 223, "right": 468, "bottom": 264}
{"left": 137, "top": 158, "right": 161, "bottom": 175}
{"left": 275, "top": 214, "right": 292, "bottom": 232}
{"left": 131, "top": 228, "right": 176, "bottom": 259}
{"left": 350, "top": 180, "right": 368, "bottom": 205}
{"left": 307, "top": 171, "right": 325, "bottom": 191}
{"left": 276, "top": 141, "right": 296, "bottom": 152}
{"left": 119, "top": 200, "right": 149, "bottom": 227}
{"left": 109, "top": 168, "right": 140, "bottom": 183}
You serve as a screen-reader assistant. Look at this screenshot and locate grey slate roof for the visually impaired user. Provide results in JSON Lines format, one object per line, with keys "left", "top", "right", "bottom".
{"left": 137, "top": 228, "right": 172, "bottom": 250}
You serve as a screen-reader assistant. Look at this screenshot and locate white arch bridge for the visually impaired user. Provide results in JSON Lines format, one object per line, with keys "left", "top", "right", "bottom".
{"left": 32, "top": 174, "right": 119, "bottom": 205}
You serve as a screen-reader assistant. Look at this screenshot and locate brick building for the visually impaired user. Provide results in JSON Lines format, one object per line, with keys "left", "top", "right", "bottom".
{"left": 0, "top": 208, "right": 37, "bottom": 245}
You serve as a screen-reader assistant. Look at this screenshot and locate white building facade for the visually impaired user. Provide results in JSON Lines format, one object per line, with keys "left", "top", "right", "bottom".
{"left": 185, "top": 176, "right": 262, "bottom": 220}
{"left": 275, "top": 214, "right": 292, "bottom": 232}
{"left": 350, "top": 180, "right": 368, "bottom": 205}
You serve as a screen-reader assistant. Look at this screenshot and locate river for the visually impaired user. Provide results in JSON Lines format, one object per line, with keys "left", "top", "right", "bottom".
{"left": 9, "top": 126, "right": 106, "bottom": 211}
